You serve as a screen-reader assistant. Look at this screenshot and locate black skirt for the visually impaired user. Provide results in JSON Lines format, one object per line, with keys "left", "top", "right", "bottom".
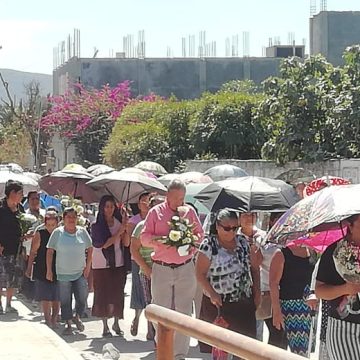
{"left": 199, "top": 294, "right": 256, "bottom": 353}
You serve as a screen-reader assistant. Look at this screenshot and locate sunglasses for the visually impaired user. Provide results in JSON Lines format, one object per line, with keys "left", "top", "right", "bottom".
{"left": 218, "top": 223, "right": 239, "bottom": 232}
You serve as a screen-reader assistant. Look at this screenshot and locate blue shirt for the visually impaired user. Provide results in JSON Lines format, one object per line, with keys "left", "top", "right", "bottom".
{"left": 47, "top": 226, "right": 92, "bottom": 281}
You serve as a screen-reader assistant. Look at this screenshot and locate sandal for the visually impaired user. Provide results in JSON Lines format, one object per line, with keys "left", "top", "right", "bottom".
{"left": 112, "top": 324, "right": 124, "bottom": 336}
{"left": 130, "top": 319, "right": 139, "bottom": 336}
{"left": 72, "top": 317, "right": 85, "bottom": 332}
{"left": 102, "top": 331, "right": 113, "bottom": 338}
{"left": 5, "top": 306, "right": 18, "bottom": 314}
{"left": 62, "top": 327, "right": 74, "bottom": 336}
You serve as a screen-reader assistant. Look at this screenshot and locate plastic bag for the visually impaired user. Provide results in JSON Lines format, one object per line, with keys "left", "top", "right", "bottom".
{"left": 212, "top": 308, "right": 229, "bottom": 360}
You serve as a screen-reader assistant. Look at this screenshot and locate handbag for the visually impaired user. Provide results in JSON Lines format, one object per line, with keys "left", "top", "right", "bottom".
{"left": 255, "top": 292, "right": 272, "bottom": 320}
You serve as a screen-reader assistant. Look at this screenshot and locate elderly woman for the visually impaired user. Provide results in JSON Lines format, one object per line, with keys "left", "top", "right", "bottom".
{"left": 0, "top": 180, "right": 24, "bottom": 315}
{"left": 26, "top": 210, "right": 60, "bottom": 327}
{"left": 270, "top": 244, "right": 315, "bottom": 357}
{"left": 91, "top": 195, "right": 129, "bottom": 337}
{"left": 46, "top": 207, "right": 93, "bottom": 335}
{"left": 196, "top": 209, "right": 257, "bottom": 356}
{"left": 316, "top": 214, "right": 360, "bottom": 360}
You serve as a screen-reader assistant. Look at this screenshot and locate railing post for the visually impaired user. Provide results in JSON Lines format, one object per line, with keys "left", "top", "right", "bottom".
{"left": 156, "top": 322, "right": 174, "bottom": 360}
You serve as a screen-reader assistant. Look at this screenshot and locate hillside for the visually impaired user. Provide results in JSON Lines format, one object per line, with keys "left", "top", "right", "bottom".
{"left": 0, "top": 68, "right": 52, "bottom": 101}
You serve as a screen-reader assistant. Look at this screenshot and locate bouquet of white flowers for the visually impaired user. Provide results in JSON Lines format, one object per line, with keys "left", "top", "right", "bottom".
{"left": 17, "top": 213, "right": 38, "bottom": 236}
{"left": 333, "top": 238, "right": 360, "bottom": 283}
{"left": 58, "top": 195, "right": 88, "bottom": 227}
{"left": 162, "top": 206, "right": 199, "bottom": 256}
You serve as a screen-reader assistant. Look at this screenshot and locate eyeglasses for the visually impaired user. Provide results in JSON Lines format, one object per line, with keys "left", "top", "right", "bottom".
{"left": 218, "top": 223, "right": 239, "bottom": 232}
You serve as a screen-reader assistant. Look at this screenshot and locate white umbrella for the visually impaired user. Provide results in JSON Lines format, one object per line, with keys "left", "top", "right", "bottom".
{"left": 0, "top": 169, "right": 39, "bottom": 195}
{"left": 134, "top": 161, "right": 168, "bottom": 176}
{"left": 24, "top": 172, "right": 42, "bottom": 182}
{"left": 86, "top": 171, "right": 167, "bottom": 203}
{"left": 158, "top": 172, "right": 213, "bottom": 187}
{"left": 87, "top": 164, "right": 114, "bottom": 177}
{"left": 119, "top": 167, "right": 147, "bottom": 176}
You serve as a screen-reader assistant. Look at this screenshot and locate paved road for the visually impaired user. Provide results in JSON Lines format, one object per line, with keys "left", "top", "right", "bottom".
{"left": 3, "top": 275, "right": 320, "bottom": 359}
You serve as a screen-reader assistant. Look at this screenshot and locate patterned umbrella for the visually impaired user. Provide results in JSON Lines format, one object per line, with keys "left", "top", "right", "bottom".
{"left": 305, "top": 176, "right": 350, "bottom": 197}
{"left": 267, "top": 184, "right": 360, "bottom": 247}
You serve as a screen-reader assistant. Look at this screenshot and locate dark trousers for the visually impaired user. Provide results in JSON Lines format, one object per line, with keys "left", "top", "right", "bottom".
{"left": 265, "top": 317, "right": 288, "bottom": 350}
{"left": 199, "top": 295, "right": 256, "bottom": 358}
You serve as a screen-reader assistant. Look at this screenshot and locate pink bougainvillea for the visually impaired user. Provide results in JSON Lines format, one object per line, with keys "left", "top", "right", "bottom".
{"left": 41, "top": 81, "right": 132, "bottom": 139}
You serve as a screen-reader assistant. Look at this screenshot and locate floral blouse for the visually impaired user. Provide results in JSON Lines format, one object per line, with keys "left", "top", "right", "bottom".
{"left": 199, "top": 234, "right": 253, "bottom": 302}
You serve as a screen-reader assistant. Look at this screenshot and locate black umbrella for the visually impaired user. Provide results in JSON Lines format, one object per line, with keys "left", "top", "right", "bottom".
{"left": 194, "top": 176, "right": 299, "bottom": 213}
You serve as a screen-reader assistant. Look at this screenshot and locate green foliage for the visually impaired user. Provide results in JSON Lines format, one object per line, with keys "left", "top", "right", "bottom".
{"left": 220, "top": 80, "right": 258, "bottom": 94}
{"left": 257, "top": 55, "right": 340, "bottom": 164}
{"left": 189, "top": 91, "right": 264, "bottom": 159}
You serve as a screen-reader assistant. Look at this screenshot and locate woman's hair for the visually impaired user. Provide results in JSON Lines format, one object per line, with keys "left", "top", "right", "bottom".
{"left": 95, "top": 195, "right": 122, "bottom": 225}
{"left": 5, "top": 180, "right": 23, "bottom": 198}
{"left": 209, "top": 208, "right": 238, "bottom": 235}
{"left": 62, "top": 207, "right": 77, "bottom": 218}
{"left": 44, "top": 210, "right": 59, "bottom": 223}
{"left": 347, "top": 214, "right": 360, "bottom": 226}
{"left": 138, "top": 192, "right": 150, "bottom": 202}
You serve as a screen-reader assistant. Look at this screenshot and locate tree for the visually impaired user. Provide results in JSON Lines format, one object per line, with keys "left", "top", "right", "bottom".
{"left": 332, "top": 45, "right": 360, "bottom": 158}
{"left": 189, "top": 91, "right": 264, "bottom": 159}
{"left": 220, "top": 79, "right": 259, "bottom": 94}
{"left": 257, "top": 55, "right": 340, "bottom": 164}
{"left": 41, "top": 81, "right": 131, "bottom": 165}
{"left": 0, "top": 73, "right": 48, "bottom": 169}
{"left": 103, "top": 98, "right": 192, "bottom": 171}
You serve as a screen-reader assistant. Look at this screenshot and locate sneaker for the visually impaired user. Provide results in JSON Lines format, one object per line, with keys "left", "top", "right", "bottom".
{"left": 5, "top": 306, "right": 18, "bottom": 314}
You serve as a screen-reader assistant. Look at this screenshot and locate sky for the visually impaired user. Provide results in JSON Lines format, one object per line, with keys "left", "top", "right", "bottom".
{"left": 1, "top": 0, "right": 360, "bottom": 74}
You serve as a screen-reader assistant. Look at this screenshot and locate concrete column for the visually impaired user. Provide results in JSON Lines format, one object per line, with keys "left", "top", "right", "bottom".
{"left": 199, "top": 58, "right": 207, "bottom": 93}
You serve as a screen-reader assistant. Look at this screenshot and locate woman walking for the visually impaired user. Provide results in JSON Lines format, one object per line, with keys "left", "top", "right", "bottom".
{"left": 196, "top": 209, "right": 257, "bottom": 358}
{"left": 128, "top": 192, "right": 151, "bottom": 336}
{"left": 46, "top": 207, "right": 93, "bottom": 335}
{"left": 91, "top": 195, "right": 129, "bottom": 337}
{"left": 130, "top": 195, "right": 164, "bottom": 340}
{"left": 316, "top": 214, "right": 360, "bottom": 360}
{"left": 25, "top": 210, "right": 60, "bottom": 327}
{"left": 270, "top": 244, "right": 315, "bottom": 357}
{"left": 0, "top": 180, "right": 24, "bottom": 315}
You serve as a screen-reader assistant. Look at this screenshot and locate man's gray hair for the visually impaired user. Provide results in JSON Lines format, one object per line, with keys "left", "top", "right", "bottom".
{"left": 167, "top": 179, "right": 186, "bottom": 192}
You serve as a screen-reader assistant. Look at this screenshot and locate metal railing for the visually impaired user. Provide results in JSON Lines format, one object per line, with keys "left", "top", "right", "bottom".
{"left": 145, "top": 304, "right": 303, "bottom": 360}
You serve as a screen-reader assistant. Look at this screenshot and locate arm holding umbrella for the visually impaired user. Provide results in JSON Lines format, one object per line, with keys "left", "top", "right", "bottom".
{"left": 269, "top": 249, "right": 285, "bottom": 330}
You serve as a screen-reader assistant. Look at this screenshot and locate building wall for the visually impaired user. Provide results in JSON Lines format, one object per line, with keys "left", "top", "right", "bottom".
{"left": 53, "top": 57, "right": 282, "bottom": 98}
{"left": 185, "top": 159, "right": 360, "bottom": 184}
{"left": 310, "top": 11, "right": 360, "bottom": 66}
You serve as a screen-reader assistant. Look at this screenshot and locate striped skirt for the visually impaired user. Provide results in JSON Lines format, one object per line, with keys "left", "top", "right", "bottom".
{"left": 280, "top": 299, "right": 312, "bottom": 357}
{"left": 326, "top": 317, "right": 360, "bottom": 360}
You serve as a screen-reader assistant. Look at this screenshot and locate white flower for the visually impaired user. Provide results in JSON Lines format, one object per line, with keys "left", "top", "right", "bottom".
{"left": 77, "top": 216, "right": 87, "bottom": 227}
{"left": 177, "top": 206, "right": 189, "bottom": 216}
{"left": 183, "top": 237, "right": 192, "bottom": 244}
{"left": 61, "top": 199, "right": 70, "bottom": 207}
{"left": 23, "top": 214, "right": 38, "bottom": 223}
{"left": 169, "top": 230, "right": 181, "bottom": 242}
{"left": 172, "top": 216, "right": 180, "bottom": 222}
{"left": 184, "top": 218, "right": 190, "bottom": 225}
{"left": 179, "top": 224, "right": 187, "bottom": 232}
{"left": 75, "top": 206, "right": 84, "bottom": 215}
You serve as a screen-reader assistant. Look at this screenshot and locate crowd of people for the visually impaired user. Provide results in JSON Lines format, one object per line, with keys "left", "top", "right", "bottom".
{"left": 0, "top": 176, "right": 359, "bottom": 360}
